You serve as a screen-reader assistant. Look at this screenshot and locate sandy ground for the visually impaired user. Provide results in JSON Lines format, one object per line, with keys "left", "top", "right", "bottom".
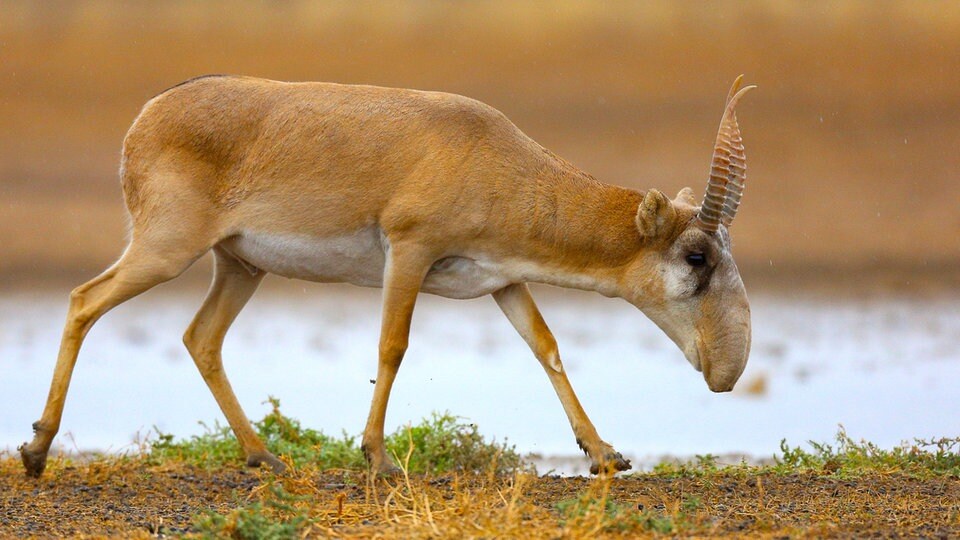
{"left": 2, "top": 457, "right": 958, "bottom": 538}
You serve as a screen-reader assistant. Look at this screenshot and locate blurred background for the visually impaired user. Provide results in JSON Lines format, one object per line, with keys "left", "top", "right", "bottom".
{"left": 1, "top": 1, "right": 958, "bottom": 468}
{"left": 2, "top": 0, "right": 958, "bottom": 284}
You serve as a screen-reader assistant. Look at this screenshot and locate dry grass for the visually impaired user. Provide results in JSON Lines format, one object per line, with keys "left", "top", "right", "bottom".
{"left": 3, "top": 452, "right": 959, "bottom": 538}
{"left": 4, "top": 424, "right": 960, "bottom": 537}
{"left": 2, "top": 1, "right": 959, "bottom": 284}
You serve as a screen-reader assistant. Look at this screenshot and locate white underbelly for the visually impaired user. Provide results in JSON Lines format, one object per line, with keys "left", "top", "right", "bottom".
{"left": 223, "top": 228, "right": 387, "bottom": 287}
{"left": 222, "top": 229, "right": 512, "bottom": 299}
{"left": 422, "top": 256, "right": 512, "bottom": 299}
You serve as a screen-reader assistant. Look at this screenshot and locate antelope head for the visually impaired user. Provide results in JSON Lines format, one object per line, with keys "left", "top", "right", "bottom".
{"left": 626, "top": 76, "right": 754, "bottom": 392}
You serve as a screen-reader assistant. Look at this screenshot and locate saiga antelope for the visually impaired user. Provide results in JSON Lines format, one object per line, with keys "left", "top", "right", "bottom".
{"left": 21, "top": 75, "right": 754, "bottom": 477}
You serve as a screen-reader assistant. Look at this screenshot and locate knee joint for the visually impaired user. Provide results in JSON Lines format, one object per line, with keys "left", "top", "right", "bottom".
{"left": 183, "top": 328, "right": 220, "bottom": 365}
{"left": 379, "top": 340, "right": 408, "bottom": 363}
{"left": 182, "top": 327, "right": 201, "bottom": 353}
{"left": 535, "top": 337, "right": 563, "bottom": 373}
{"left": 68, "top": 287, "right": 84, "bottom": 304}
{"left": 68, "top": 287, "right": 88, "bottom": 313}
{"left": 536, "top": 340, "right": 558, "bottom": 360}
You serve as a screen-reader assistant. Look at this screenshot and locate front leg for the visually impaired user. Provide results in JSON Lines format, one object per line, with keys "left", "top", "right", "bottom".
{"left": 493, "top": 283, "right": 631, "bottom": 475}
{"left": 361, "top": 243, "right": 433, "bottom": 475}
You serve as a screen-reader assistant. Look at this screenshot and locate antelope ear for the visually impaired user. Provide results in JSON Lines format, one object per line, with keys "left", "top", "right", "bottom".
{"left": 636, "top": 189, "right": 677, "bottom": 238}
{"left": 674, "top": 187, "right": 697, "bottom": 207}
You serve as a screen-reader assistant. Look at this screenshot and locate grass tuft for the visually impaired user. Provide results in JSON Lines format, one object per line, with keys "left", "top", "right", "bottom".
{"left": 556, "top": 477, "right": 707, "bottom": 535}
{"left": 645, "top": 426, "right": 960, "bottom": 480}
{"left": 384, "top": 411, "right": 523, "bottom": 475}
{"left": 774, "top": 426, "right": 960, "bottom": 478}
{"left": 148, "top": 397, "right": 523, "bottom": 475}
{"left": 649, "top": 453, "right": 734, "bottom": 478}
{"left": 193, "top": 483, "right": 310, "bottom": 540}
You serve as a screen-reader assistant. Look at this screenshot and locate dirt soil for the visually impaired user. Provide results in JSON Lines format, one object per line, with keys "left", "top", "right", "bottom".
{"left": 2, "top": 457, "right": 958, "bottom": 539}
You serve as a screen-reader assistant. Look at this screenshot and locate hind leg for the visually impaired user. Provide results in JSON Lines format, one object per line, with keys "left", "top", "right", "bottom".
{"left": 20, "top": 238, "right": 209, "bottom": 477}
{"left": 182, "top": 247, "right": 284, "bottom": 473}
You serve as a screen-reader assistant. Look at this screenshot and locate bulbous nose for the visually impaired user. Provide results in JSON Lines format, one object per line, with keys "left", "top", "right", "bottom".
{"left": 707, "top": 379, "right": 735, "bottom": 393}
{"left": 701, "top": 333, "right": 750, "bottom": 393}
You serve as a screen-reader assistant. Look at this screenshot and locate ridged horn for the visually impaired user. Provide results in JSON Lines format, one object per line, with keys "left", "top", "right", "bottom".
{"left": 695, "top": 75, "right": 756, "bottom": 232}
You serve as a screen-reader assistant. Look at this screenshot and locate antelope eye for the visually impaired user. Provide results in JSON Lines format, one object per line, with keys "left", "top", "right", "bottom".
{"left": 685, "top": 253, "right": 707, "bottom": 267}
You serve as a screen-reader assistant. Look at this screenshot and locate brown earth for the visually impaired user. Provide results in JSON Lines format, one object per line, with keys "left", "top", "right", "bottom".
{"left": 2, "top": 456, "right": 958, "bottom": 538}
{"left": 2, "top": 1, "right": 959, "bottom": 286}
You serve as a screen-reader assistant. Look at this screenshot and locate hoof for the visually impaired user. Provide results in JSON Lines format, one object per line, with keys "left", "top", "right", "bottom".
{"left": 589, "top": 451, "right": 632, "bottom": 476}
{"left": 19, "top": 443, "right": 48, "bottom": 478}
{"left": 371, "top": 463, "right": 403, "bottom": 477}
{"left": 362, "top": 442, "right": 401, "bottom": 477}
{"left": 246, "top": 452, "right": 287, "bottom": 474}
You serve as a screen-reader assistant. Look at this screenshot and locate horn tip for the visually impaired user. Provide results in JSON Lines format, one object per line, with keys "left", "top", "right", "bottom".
{"left": 725, "top": 75, "right": 744, "bottom": 104}
{"left": 726, "top": 84, "right": 757, "bottom": 111}
{"left": 725, "top": 76, "right": 756, "bottom": 106}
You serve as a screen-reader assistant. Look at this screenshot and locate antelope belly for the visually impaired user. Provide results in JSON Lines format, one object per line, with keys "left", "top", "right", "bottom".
{"left": 224, "top": 229, "right": 512, "bottom": 298}
{"left": 422, "top": 256, "right": 511, "bottom": 299}
{"left": 224, "top": 228, "right": 386, "bottom": 286}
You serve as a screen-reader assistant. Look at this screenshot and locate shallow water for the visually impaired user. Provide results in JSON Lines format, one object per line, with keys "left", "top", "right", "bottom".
{"left": 2, "top": 281, "right": 958, "bottom": 472}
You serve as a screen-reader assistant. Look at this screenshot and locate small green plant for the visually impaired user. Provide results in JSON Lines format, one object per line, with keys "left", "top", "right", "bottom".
{"left": 384, "top": 411, "right": 523, "bottom": 475}
{"left": 776, "top": 437, "right": 825, "bottom": 470}
{"left": 642, "top": 428, "right": 960, "bottom": 480}
{"left": 149, "top": 398, "right": 523, "bottom": 474}
{"left": 253, "top": 397, "right": 367, "bottom": 470}
{"left": 192, "top": 483, "right": 310, "bottom": 540}
{"left": 650, "top": 453, "right": 734, "bottom": 478}
{"left": 556, "top": 494, "right": 637, "bottom": 532}
{"left": 774, "top": 426, "right": 960, "bottom": 477}
{"left": 641, "top": 513, "right": 677, "bottom": 534}
{"left": 556, "top": 487, "right": 702, "bottom": 534}
{"left": 149, "top": 421, "right": 244, "bottom": 467}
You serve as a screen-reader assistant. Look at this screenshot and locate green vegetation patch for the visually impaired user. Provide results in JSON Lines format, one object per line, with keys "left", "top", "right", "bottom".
{"left": 148, "top": 397, "right": 523, "bottom": 475}
{"left": 556, "top": 479, "right": 707, "bottom": 535}
{"left": 192, "top": 483, "right": 310, "bottom": 540}
{"left": 646, "top": 426, "right": 960, "bottom": 479}
{"left": 774, "top": 427, "right": 960, "bottom": 478}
